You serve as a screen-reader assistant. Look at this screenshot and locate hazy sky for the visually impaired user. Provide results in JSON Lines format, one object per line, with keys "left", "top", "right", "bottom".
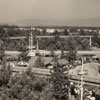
{"left": 0, "top": 0, "right": 100, "bottom": 23}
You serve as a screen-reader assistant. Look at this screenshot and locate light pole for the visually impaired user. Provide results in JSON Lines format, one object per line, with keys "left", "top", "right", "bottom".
{"left": 80, "top": 57, "right": 84, "bottom": 100}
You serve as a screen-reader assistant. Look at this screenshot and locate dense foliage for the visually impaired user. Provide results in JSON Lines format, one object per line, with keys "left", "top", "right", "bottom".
{"left": 51, "top": 57, "right": 69, "bottom": 100}
{"left": 66, "top": 50, "right": 77, "bottom": 67}
{"left": 38, "top": 36, "right": 91, "bottom": 51}
{"left": 0, "top": 65, "right": 53, "bottom": 100}
{"left": 1, "top": 24, "right": 100, "bottom": 51}
{"left": 92, "top": 33, "right": 100, "bottom": 47}
{"left": 34, "top": 55, "right": 45, "bottom": 68}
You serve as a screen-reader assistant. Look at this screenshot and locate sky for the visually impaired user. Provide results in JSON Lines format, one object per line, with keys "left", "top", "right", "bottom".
{"left": 0, "top": 0, "right": 100, "bottom": 23}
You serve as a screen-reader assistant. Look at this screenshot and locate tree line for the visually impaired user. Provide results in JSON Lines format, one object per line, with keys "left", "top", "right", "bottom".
{"left": 0, "top": 55, "right": 70, "bottom": 100}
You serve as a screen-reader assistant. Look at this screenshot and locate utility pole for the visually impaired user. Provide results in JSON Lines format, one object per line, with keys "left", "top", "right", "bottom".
{"left": 81, "top": 57, "right": 84, "bottom": 100}
{"left": 36, "top": 39, "right": 39, "bottom": 55}
{"left": 89, "top": 36, "right": 92, "bottom": 46}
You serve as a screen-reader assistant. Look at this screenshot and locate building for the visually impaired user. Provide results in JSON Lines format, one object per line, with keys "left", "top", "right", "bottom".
{"left": 46, "top": 28, "right": 56, "bottom": 33}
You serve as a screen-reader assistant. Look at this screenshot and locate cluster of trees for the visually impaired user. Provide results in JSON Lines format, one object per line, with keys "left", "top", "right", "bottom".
{"left": 0, "top": 40, "right": 5, "bottom": 64}
{"left": 1, "top": 24, "right": 100, "bottom": 37}
{"left": 92, "top": 33, "right": 100, "bottom": 47}
{"left": 0, "top": 53, "right": 100, "bottom": 100}
{"left": 0, "top": 66, "right": 51, "bottom": 100}
{"left": 3, "top": 39, "right": 28, "bottom": 51}
{"left": 38, "top": 36, "right": 91, "bottom": 51}
{"left": 0, "top": 34, "right": 91, "bottom": 52}
{"left": 1, "top": 24, "right": 100, "bottom": 51}
{"left": 78, "top": 29, "right": 98, "bottom": 36}
{"left": 0, "top": 26, "right": 29, "bottom": 51}
{"left": 0, "top": 25, "right": 29, "bottom": 37}
{"left": 31, "top": 27, "right": 99, "bottom": 36}
{"left": 0, "top": 55, "right": 70, "bottom": 100}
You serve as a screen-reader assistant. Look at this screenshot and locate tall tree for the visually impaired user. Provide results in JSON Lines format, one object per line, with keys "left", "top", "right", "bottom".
{"left": 0, "top": 64, "right": 12, "bottom": 86}
{"left": 54, "top": 30, "right": 60, "bottom": 43}
{"left": 19, "top": 40, "right": 29, "bottom": 61}
{"left": 65, "top": 36, "right": 77, "bottom": 51}
{"left": 92, "top": 33, "right": 100, "bottom": 47}
{"left": 79, "top": 29, "right": 86, "bottom": 35}
{"left": 35, "top": 55, "right": 44, "bottom": 68}
{"left": 0, "top": 40, "right": 6, "bottom": 64}
{"left": 64, "top": 29, "right": 69, "bottom": 35}
{"left": 51, "top": 57, "right": 69, "bottom": 100}
{"left": 66, "top": 50, "right": 77, "bottom": 67}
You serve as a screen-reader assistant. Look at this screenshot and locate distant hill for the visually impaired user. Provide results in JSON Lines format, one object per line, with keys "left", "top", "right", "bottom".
{"left": 10, "top": 18, "right": 100, "bottom": 27}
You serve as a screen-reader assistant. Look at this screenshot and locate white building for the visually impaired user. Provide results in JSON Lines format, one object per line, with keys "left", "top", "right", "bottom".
{"left": 56, "top": 29, "right": 64, "bottom": 32}
{"left": 46, "top": 28, "right": 56, "bottom": 33}
{"left": 36, "top": 28, "right": 43, "bottom": 32}
{"left": 31, "top": 27, "right": 35, "bottom": 30}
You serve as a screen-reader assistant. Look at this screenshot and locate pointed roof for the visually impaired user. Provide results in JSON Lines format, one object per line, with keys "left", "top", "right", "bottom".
{"left": 42, "top": 57, "right": 53, "bottom": 65}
